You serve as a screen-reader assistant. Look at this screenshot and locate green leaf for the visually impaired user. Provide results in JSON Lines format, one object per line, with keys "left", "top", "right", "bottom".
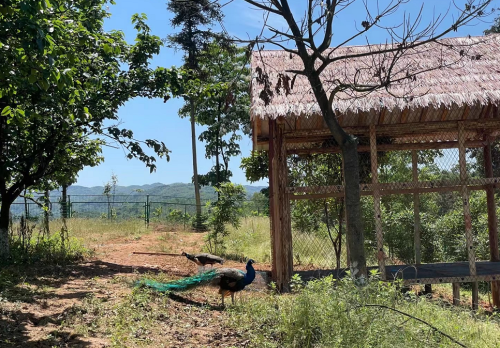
{"left": 103, "top": 44, "right": 112, "bottom": 54}
{"left": 29, "top": 69, "right": 37, "bottom": 84}
{"left": 1, "top": 106, "right": 12, "bottom": 116}
{"left": 39, "top": 79, "right": 49, "bottom": 91}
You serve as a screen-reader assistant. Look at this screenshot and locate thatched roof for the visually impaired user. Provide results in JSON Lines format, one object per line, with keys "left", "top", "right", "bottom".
{"left": 250, "top": 34, "right": 500, "bottom": 124}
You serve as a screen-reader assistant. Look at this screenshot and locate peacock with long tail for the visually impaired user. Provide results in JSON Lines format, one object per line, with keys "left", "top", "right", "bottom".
{"left": 137, "top": 259, "right": 256, "bottom": 306}
{"left": 181, "top": 251, "right": 224, "bottom": 270}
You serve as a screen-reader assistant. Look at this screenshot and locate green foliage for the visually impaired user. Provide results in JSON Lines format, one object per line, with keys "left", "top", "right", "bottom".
{"left": 6, "top": 217, "right": 88, "bottom": 265}
{"left": 484, "top": 13, "right": 500, "bottom": 34}
{"left": 240, "top": 151, "right": 269, "bottom": 183}
{"left": 230, "top": 275, "right": 500, "bottom": 348}
{"left": 206, "top": 183, "right": 246, "bottom": 254}
{"left": 183, "top": 42, "right": 251, "bottom": 188}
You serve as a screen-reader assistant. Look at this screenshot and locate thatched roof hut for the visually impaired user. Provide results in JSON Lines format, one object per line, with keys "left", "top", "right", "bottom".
{"left": 250, "top": 34, "right": 500, "bottom": 151}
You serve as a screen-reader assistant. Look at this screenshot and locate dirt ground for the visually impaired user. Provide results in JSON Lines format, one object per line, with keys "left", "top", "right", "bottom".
{"left": 0, "top": 226, "right": 271, "bottom": 348}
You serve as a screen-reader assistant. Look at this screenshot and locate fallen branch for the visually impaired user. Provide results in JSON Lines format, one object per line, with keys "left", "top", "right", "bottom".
{"left": 356, "top": 304, "right": 468, "bottom": 348}
{"left": 132, "top": 252, "right": 183, "bottom": 257}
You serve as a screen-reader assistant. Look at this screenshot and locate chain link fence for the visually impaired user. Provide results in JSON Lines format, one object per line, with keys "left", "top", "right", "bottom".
{"left": 281, "top": 103, "right": 500, "bottom": 287}
{"left": 9, "top": 193, "right": 270, "bottom": 231}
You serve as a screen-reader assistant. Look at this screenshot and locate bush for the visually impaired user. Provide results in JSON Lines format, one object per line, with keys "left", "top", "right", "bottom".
{"left": 230, "top": 275, "right": 500, "bottom": 348}
{"left": 206, "top": 183, "right": 246, "bottom": 254}
{"left": 6, "top": 216, "right": 88, "bottom": 265}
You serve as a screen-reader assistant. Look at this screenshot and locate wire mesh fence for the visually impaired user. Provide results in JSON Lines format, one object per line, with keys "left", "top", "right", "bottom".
{"left": 280, "top": 103, "right": 500, "bottom": 283}
{"left": 9, "top": 193, "right": 270, "bottom": 231}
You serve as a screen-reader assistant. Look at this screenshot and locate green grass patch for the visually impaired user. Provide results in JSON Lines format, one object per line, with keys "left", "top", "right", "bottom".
{"left": 228, "top": 275, "right": 500, "bottom": 348}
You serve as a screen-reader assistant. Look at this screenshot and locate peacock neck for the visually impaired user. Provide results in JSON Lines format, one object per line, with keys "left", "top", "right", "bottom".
{"left": 243, "top": 263, "right": 256, "bottom": 285}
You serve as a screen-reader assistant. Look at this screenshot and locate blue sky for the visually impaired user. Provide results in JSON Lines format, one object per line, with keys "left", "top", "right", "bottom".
{"left": 75, "top": 0, "right": 497, "bottom": 188}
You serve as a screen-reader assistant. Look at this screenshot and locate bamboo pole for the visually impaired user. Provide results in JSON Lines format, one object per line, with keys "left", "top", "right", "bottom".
{"left": 412, "top": 150, "right": 421, "bottom": 265}
{"left": 370, "top": 125, "right": 386, "bottom": 280}
{"left": 484, "top": 130, "right": 500, "bottom": 308}
{"left": 458, "top": 121, "right": 478, "bottom": 310}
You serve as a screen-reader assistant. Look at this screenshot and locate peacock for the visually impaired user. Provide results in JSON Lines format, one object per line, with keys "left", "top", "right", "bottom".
{"left": 182, "top": 252, "right": 224, "bottom": 271}
{"left": 137, "top": 259, "right": 256, "bottom": 306}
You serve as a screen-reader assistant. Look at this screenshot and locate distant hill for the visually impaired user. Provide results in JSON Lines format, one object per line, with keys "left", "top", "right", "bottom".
{"left": 11, "top": 183, "right": 266, "bottom": 219}
{"left": 62, "top": 182, "right": 265, "bottom": 200}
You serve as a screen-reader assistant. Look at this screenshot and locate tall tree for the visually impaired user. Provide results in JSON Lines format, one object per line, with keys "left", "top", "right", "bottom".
{"left": 180, "top": 42, "right": 250, "bottom": 191}
{"left": 241, "top": 0, "right": 492, "bottom": 280}
{"left": 0, "top": 1, "right": 180, "bottom": 259}
{"left": 166, "top": 0, "right": 228, "bottom": 229}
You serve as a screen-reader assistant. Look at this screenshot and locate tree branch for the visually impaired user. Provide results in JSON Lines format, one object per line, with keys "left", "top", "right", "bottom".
{"left": 355, "top": 304, "right": 468, "bottom": 348}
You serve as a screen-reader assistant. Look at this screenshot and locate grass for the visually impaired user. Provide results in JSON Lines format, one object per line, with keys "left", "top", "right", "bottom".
{"left": 222, "top": 216, "right": 349, "bottom": 269}
{"left": 49, "top": 218, "right": 148, "bottom": 246}
{"left": 228, "top": 275, "right": 500, "bottom": 348}
{"left": 3, "top": 217, "right": 500, "bottom": 347}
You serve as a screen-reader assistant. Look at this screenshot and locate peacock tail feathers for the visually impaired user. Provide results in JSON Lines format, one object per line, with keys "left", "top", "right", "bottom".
{"left": 135, "top": 269, "right": 219, "bottom": 292}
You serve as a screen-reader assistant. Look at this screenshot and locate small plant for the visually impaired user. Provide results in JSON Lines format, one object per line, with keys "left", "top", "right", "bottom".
{"left": 206, "top": 183, "right": 246, "bottom": 254}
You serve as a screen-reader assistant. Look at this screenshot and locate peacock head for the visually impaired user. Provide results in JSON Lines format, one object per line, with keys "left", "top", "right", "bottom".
{"left": 181, "top": 251, "right": 187, "bottom": 256}
{"left": 247, "top": 259, "right": 255, "bottom": 266}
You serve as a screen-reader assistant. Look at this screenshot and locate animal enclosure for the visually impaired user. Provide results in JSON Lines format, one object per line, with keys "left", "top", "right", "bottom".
{"left": 250, "top": 34, "right": 500, "bottom": 307}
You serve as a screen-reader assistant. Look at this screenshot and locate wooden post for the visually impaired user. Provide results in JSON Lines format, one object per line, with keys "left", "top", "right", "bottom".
{"left": 484, "top": 129, "right": 500, "bottom": 308}
{"left": 268, "top": 118, "right": 278, "bottom": 282}
{"left": 412, "top": 150, "right": 421, "bottom": 265}
{"left": 341, "top": 155, "right": 350, "bottom": 267}
{"left": 452, "top": 283, "right": 461, "bottom": 306}
{"left": 370, "top": 125, "right": 386, "bottom": 280}
{"left": 269, "top": 118, "right": 293, "bottom": 292}
{"left": 458, "top": 122, "right": 478, "bottom": 309}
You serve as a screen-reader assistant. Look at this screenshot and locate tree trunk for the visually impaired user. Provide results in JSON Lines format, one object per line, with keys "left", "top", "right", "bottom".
{"left": 342, "top": 141, "right": 367, "bottom": 279}
{"left": 0, "top": 196, "right": 12, "bottom": 260}
{"left": 306, "top": 69, "right": 368, "bottom": 279}
{"left": 43, "top": 189, "right": 50, "bottom": 237}
{"left": 61, "top": 184, "right": 68, "bottom": 219}
{"left": 190, "top": 99, "right": 203, "bottom": 230}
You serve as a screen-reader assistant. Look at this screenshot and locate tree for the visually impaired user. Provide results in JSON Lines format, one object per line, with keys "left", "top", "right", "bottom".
{"left": 240, "top": 0, "right": 492, "bottom": 279}
{"left": 0, "top": 0, "right": 180, "bottom": 259}
{"left": 180, "top": 42, "right": 251, "bottom": 191}
{"left": 485, "top": 13, "right": 500, "bottom": 34}
{"left": 166, "top": 0, "right": 228, "bottom": 229}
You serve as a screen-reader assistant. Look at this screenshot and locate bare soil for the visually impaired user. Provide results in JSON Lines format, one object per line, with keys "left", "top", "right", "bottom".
{"left": 0, "top": 228, "right": 270, "bottom": 347}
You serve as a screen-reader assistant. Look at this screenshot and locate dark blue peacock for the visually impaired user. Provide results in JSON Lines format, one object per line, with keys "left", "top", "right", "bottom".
{"left": 137, "top": 259, "right": 256, "bottom": 306}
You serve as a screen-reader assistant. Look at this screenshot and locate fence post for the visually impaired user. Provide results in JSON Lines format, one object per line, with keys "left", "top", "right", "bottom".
{"left": 68, "top": 195, "right": 71, "bottom": 218}
{"left": 146, "top": 195, "right": 150, "bottom": 228}
{"left": 184, "top": 204, "right": 187, "bottom": 230}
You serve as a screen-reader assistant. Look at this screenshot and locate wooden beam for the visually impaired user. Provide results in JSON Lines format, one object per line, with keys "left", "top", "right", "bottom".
{"left": 273, "top": 118, "right": 500, "bottom": 142}
{"left": 269, "top": 119, "right": 293, "bottom": 293}
{"left": 268, "top": 119, "right": 278, "bottom": 284}
{"left": 452, "top": 283, "right": 461, "bottom": 306}
{"left": 378, "top": 109, "right": 387, "bottom": 125}
{"left": 371, "top": 125, "right": 386, "bottom": 279}
{"left": 462, "top": 105, "right": 471, "bottom": 120}
{"left": 400, "top": 108, "right": 409, "bottom": 124}
{"left": 295, "top": 116, "right": 301, "bottom": 131}
{"left": 412, "top": 150, "right": 421, "bottom": 265}
{"left": 358, "top": 111, "right": 367, "bottom": 127}
{"left": 459, "top": 121, "right": 478, "bottom": 309}
{"left": 286, "top": 140, "right": 487, "bottom": 155}
{"left": 419, "top": 107, "right": 429, "bottom": 122}
{"left": 440, "top": 107, "right": 449, "bottom": 122}
{"left": 288, "top": 184, "right": 490, "bottom": 200}
{"left": 484, "top": 106, "right": 500, "bottom": 308}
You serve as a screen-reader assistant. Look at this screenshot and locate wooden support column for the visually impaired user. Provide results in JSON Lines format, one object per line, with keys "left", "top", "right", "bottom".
{"left": 370, "top": 125, "right": 386, "bottom": 280}
{"left": 341, "top": 156, "right": 350, "bottom": 267}
{"left": 484, "top": 128, "right": 500, "bottom": 308}
{"left": 452, "top": 283, "right": 461, "bottom": 306}
{"left": 269, "top": 118, "right": 293, "bottom": 293}
{"left": 412, "top": 150, "right": 421, "bottom": 265}
{"left": 458, "top": 121, "right": 478, "bottom": 310}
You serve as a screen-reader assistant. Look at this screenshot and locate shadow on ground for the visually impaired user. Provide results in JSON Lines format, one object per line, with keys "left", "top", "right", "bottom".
{"left": 0, "top": 260, "right": 170, "bottom": 347}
